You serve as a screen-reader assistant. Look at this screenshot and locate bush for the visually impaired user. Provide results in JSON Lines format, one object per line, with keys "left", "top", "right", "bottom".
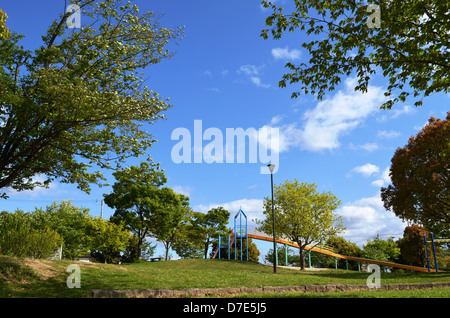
{"left": 0, "top": 211, "right": 61, "bottom": 259}
{"left": 85, "top": 217, "right": 130, "bottom": 264}
{"left": 32, "top": 200, "right": 91, "bottom": 259}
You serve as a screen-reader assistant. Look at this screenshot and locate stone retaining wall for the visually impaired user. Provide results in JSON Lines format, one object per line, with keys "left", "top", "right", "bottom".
{"left": 91, "top": 282, "right": 450, "bottom": 298}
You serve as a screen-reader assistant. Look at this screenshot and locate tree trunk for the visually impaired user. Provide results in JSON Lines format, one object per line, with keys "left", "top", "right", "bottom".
{"left": 165, "top": 245, "right": 170, "bottom": 261}
{"left": 299, "top": 247, "right": 306, "bottom": 270}
{"left": 204, "top": 240, "right": 209, "bottom": 259}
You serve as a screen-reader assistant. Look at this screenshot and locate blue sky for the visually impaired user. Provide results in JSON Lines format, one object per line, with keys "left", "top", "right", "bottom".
{"left": 1, "top": 0, "right": 449, "bottom": 259}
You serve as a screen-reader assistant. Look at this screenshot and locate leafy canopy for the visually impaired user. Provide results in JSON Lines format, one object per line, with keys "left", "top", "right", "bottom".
{"left": 0, "top": 0, "right": 183, "bottom": 198}
{"left": 104, "top": 161, "right": 186, "bottom": 260}
{"left": 32, "top": 200, "right": 91, "bottom": 259}
{"left": 86, "top": 216, "right": 130, "bottom": 264}
{"left": 194, "top": 207, "right": 230, "bottom": 259}
{"left": 257, "top": 179, "right": 345, "bottom": 269}
{"left": 362, "top": 236, "right": 401, "bottom": 263}
{"left": 381, "top": 112, "right": 450, "bottom": 234}
{"left": 261, "top": 0, "right": 450, "bottom": 109}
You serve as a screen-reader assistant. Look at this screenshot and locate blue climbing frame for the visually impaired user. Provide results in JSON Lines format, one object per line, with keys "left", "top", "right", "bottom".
{"left": 423, "top": 234, "right": 439, "bottom": 273}
{"left": 218, "top": 234, "right": 230, "bottom": 259}
{"left": 234, "top": 208, "right": 248, "bottom": 261}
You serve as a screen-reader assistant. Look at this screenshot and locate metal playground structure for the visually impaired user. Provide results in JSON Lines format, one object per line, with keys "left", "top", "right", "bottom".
{"left": 212, "top": 208, "right": 440, "bottom": 273}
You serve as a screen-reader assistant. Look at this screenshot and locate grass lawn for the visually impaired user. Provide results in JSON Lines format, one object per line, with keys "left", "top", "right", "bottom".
{"left": 1, "top": 256, "right": 449, "bottom": 298}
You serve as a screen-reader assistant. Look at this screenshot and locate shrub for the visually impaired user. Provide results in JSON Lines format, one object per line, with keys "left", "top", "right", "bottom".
{"left": 0, "top": 211, "right": 61, "bottom": 259}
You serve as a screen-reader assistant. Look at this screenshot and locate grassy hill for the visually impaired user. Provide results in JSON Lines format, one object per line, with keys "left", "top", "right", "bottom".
{"left": 1, "top": 255, "right": 450, "bottom": 298}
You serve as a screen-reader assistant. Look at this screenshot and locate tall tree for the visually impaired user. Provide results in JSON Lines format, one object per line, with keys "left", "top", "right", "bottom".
{"left": 171, "top": 207, "right": 205, "bottom": 259}
{"left": 154, "top": 193, "right": 189, "bottom": 261}
{"left": 32, "top": 200, "right": 91, "bottom": 259}
{"left": 261, "top": 0, "right": 450, "bottom": 109}
{"left": 381, "top": 112, "right": 450, "bottom": 234}
{"left": 257, "top": 179, "right": 345, "bottom": 269}
{"left": 104, "top": 161, "right": 184, "bottom": 261}
{"left": 195, "top": 207, "right": 230, "bottom": 259}
{"left": 0, "top": 0, "right": 183, "bottom": 198}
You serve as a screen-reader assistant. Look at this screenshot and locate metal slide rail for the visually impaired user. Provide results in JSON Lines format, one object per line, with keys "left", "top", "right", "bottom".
{"left": 248, "top": 233, "right": 437, "bottom": 273}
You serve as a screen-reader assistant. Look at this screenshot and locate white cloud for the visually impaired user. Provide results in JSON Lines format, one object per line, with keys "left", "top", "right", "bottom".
{"left": 270, "top": 115, "right": 283, "bottom": 125}
{"left": 371, "top": 166, "right": 391, "bottom": 187}
{"left": 299, "top": 77, "right": 387, "bottom": 152}
{"left": 238, "top": 65, "right": 259, "bottom": 77}
{"left": 377, "top": 130, "right": 401, "bottom": 139}
{"left": 237, "top": 64, "right": 270, "bottom": 88}
{"left": 256, "top": 122, "right": 302, "bottom": 154}
{"left": 337, "top": 193, "right": 406, "bottom": 246}
{"left": 249, "top": 77, "right": 387, "bottom": 154}
{"left": 271, "top": 47, "right": 301, "bottom": 60}
{"left": 171, "top": 185, "right": 193, "bottom": 196}
{"left": 349, "top": 142, "right": 379, "bottom": 152}
{"left": 250, "top": 76, "right": 270, "bottom": 88}
{"left": 352, "top": 163, "right": 380, "bottom": 177}
{"left": 256, "top": 116, "right": 303, "bottom": 154}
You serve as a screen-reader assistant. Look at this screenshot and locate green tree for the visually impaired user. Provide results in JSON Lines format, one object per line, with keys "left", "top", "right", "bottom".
{"left": 195, "top": 207, "right": 230, "bottom": 259}
{"left": 154, "top": 193, "right": 189, "bottom": 261}
{"left": 257, "top": 179, "right": 345, "bottom": 269}
{"left": 86, "top": 216, "right": 130, "bottom": 264}
{"left": 326, "top": 236, "right": 362, "bottom": 270}
{"left": 363, "top": 236, "right": 401, "bottom": 263}
{"left": 0, "top": 210, "right": 61, "bottom": 259}
{"left": 381, "top": 112, "right": 450, "bottom": 234}
{"left": 361, "top": 246, "right": 389, "bottom": 263}
{"left": 32, "top": 200, "right": 91, "bottom": 259}
{"left": 261, "top": 0, "right": 450, "bottom": 109}
{"left": 0, "top": 0, "right": 183, "bottom": 198}
{"left": 171, "top": 207, "right": 205, "bottom": 259}
{"left": 104, "top": 161, "right": 184, "bottom": 261}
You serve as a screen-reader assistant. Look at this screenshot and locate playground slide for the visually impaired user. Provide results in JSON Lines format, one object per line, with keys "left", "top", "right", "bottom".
{"left": 247, "top": 233, "right": 437, "bottom": 273}
{"left": 212, "top": 208, "right": 436, "bottom": 272}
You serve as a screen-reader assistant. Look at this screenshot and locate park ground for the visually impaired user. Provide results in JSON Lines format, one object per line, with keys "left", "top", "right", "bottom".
{"left": 1, "top": 256, "right": 449, "bottom": 298}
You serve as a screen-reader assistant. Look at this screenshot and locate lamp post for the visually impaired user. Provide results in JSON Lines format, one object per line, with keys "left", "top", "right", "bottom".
{"left": 267, "top": 164, "right": 276, "bottom": 274}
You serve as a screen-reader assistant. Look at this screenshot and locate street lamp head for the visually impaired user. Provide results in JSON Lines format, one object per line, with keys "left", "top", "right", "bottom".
{"left": 267, "top": 164, "right": 275, "bottom": 174}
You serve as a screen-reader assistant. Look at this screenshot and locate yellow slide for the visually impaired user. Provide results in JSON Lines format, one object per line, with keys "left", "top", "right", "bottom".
{"left": 248, "top": 233, "right": 436, "bottom": 273}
